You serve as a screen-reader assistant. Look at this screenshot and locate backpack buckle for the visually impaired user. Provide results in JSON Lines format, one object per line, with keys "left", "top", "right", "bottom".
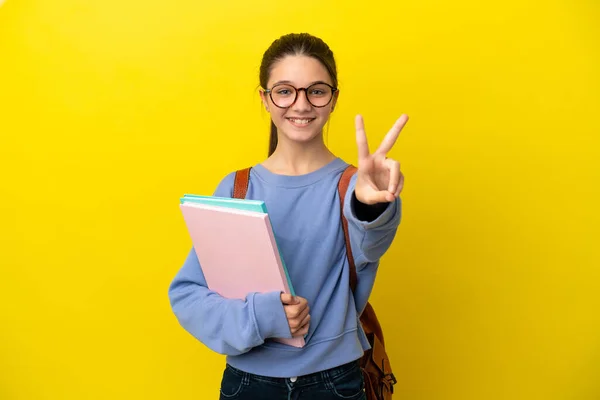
{"left": 385, "top": 373, "right": 397, "bottom": 393}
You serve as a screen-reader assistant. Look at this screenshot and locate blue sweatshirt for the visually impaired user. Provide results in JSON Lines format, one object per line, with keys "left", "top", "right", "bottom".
{"left": 168, "top": 157, "right": 401, "bottom": 377}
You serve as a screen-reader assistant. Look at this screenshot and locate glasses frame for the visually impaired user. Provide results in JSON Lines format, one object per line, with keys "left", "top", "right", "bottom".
{"left": 264, "top": 82, "right": 338, "bottom": 109}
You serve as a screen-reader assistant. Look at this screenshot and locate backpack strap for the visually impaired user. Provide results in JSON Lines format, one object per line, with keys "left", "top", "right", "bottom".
{"left": 233, "top": 167, "right": 252, "bottom": 199}
{"left": 337, "top": 165, "right": 358, "bottom": 292}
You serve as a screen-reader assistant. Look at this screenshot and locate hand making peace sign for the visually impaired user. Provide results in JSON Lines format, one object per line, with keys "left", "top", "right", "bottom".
{"left": 354, "top": 114, "right": 409, "bottom": 205}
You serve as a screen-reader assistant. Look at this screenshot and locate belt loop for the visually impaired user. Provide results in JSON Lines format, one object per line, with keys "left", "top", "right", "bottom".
{"left": 321, "top": 370, "right": 333, "bottom": 390}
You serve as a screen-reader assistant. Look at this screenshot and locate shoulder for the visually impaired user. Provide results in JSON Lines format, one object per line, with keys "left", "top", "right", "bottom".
{"left": 336, "top": 159, "right": 358, "bottom": 183}
{"left": 213, "top": 170, "right": 237, "bottom": 197}
{"left": 213, "top": 165, "right": 257, "bottom": 197}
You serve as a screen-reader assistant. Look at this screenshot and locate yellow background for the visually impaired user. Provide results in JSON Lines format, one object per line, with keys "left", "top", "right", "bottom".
{"left": 1, "top": 0, "right": 598, "bottom": 399}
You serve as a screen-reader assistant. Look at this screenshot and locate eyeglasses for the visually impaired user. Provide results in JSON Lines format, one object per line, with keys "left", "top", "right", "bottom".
{"left": 264, "top": 82, "right": 338, "bottom": 109}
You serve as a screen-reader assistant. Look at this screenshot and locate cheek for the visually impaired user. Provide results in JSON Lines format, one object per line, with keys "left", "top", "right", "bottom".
{"left": 269, "top": 109, "right": 289, "bottom": 128}
{"left": 271, "top": 108, "right": 287, "bottom": 121}
{"left": 317, "top": 108, "right": 333, "bottom": 122}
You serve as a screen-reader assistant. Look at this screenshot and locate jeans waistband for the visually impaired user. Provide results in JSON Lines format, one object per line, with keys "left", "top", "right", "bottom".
{"left": 226, "top": 358, "right": 361, "bottom": 386}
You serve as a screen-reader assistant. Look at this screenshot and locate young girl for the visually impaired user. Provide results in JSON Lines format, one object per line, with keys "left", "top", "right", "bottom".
{"left": 169, "top": 33, "right": 408, "bottom": 400}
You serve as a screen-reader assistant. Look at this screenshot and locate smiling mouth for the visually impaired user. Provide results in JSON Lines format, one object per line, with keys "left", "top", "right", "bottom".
{"left": 286, "top": 117, "right": 316, "bottom": 126}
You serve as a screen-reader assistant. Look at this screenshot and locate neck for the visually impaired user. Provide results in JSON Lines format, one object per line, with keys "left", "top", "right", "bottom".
{"left": 263, "top": 133, "right": 337, "bottom": 176}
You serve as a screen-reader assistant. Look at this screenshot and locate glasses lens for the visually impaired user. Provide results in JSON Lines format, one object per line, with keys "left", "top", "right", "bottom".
{"left": 306, "top": 84, "right": 333, "bottom": 107}
{"left": 270, "top": 84, "right": 296, "bottom": 108}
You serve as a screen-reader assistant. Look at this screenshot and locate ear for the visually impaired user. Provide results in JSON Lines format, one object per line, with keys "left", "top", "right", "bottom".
{"left": 330, "top": 89, "right": 340, "bottom": 112}
{"left": 259, "top": 90, "right": 270, "bottom": 112}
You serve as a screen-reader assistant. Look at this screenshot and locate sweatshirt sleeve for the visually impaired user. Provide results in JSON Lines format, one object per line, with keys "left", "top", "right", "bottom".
{"left": 342, "top": 173, "right": 402, "bottom": 268}
{"left": 168, "top": 172, "right": 292, "bottom": 356}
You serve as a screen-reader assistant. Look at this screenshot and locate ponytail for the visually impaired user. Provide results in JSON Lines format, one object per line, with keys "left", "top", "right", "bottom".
{"left": 268, "top": 120, "right": 278, "bottom": 156}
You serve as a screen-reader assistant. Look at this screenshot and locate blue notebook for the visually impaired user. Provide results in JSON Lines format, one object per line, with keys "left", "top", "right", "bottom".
{"left": 181, "top": 194, "right": 296, "bottom": 296}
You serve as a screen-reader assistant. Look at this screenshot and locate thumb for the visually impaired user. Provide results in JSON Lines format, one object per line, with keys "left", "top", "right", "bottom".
{"left": 280, "top": 293, "right": 299, "bottom": 305}
{"left": 364, "top": 190, "right": 395, "bottom": 205}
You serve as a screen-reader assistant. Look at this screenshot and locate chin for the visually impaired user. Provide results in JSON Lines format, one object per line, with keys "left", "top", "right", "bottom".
{"left": 282, "top": 128, "right": 323, "bottom": 144}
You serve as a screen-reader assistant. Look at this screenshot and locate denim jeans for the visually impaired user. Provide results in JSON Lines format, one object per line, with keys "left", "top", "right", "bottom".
{"left": 219, "top": 359, "right": 366, "bottom": 400}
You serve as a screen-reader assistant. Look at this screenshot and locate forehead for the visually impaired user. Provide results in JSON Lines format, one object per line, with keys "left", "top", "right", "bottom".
{"left": 268, "top": 55, "right": 333, "bottom": 87}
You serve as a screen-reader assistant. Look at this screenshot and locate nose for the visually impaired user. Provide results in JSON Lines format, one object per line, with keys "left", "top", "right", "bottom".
{"left": 291, "top": 89, "right": 312, "bottom": 111}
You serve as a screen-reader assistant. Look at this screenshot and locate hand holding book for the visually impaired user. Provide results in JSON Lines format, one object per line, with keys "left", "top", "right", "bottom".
{"left": 280, "top": 294, "right": 310, "bottom": 338}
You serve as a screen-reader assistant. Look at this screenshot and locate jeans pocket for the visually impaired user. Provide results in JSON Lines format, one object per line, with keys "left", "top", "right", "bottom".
{"left": 219, "top": 365, "right": 246, "bottom": 399}
{"left": 328, "top": 364, "right": 365, "bottom": 399}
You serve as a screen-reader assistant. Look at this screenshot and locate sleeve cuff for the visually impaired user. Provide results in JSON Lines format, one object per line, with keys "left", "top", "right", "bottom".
{"left": 347, "top": 190, "right": 401, "bottom": 230}
{"left": 252, "top": 291, "right": 293, "bottom": 340}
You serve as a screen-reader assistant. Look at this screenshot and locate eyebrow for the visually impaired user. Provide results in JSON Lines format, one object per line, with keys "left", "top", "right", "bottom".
{"left": 271, "top": 80, "right": 333, "bottom": 87}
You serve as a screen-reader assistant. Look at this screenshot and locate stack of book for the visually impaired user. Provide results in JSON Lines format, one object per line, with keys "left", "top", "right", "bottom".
{"left": 179, "top": 194, "right": 304, "bottom": 347}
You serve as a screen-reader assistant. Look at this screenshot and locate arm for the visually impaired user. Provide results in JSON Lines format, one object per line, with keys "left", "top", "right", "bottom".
{"left": 343, "top": 173, "right": 401, "bottom": 267}
{"left": 168, "top": 248, "right": 293, "bottom": 355}
{"left": 168, "top": 172, "right": 292, "bottom": 355}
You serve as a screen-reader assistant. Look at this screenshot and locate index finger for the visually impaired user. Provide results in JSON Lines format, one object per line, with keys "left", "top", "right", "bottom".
{"left": 375, "top": 114, "right": 409, "bottom": 155}
{"left": 355, "top": 114, "right": 370, "bottom": 161}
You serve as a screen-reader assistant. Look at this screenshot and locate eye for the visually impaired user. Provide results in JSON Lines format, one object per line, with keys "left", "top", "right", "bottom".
{"left": 277, "top": 89, "right": 292, "bottom": 95}
{"left": 308, "top": 84, "right": 331, "bottom": 97}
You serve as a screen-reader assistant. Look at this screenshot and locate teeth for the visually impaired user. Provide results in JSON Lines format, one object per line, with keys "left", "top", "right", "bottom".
{"left": 289, "top": 118, "right": 313, "bottom": 124}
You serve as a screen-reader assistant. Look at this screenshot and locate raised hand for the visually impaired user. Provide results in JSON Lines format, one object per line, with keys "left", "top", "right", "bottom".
{"left": 354, "top": 114, "right": 409, "bottom": 204}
